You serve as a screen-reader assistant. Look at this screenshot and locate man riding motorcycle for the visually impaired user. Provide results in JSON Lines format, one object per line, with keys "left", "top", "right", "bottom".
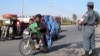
{"left": 28, "top": 14, "right": 47, "bottom": 49}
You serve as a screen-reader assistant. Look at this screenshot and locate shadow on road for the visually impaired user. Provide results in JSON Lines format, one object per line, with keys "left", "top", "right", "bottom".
{"left": 95, "top": 48, "right": 100, "bottom": 56}
{"left": 1, "top": 37, "right": 22, "bottom": 41}
{"left": 96, "top": 36, "right": 100, "bottom": 38}
{"left": 52, "top": 35, "right": 66, "bottom": 42}
{"left": 68, "top": 41, "right": 100, "bottom": 56}
{"left": 32, "top": 42, "right": 83, "bottom": 55}
{"left": 50, "top": 43, "right": 71, "bottom": 52}
{"left": 96, "top": 34, "right": 100, "bottom": 35}
{"left": 60, "top": 30, "right": 68, "bottom": 33}
{"left": 13, "top": 36, "right": 22, "bottom": 40}
{"left": 70, "top": 41, "right": 83, "bottom": 48}
{"left": 31, "top": 43, "right": 71, "bottom": 55}
{"left": 31, "top": 35, "right": 67, "bottom": 55}
{"left": 96, "top": 40, "right": 100, "bottom": 42}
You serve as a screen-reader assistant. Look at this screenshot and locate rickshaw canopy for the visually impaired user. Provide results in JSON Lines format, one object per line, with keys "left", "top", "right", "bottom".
{"left": 2, "top": 14, "right": 17, "bottom": 19}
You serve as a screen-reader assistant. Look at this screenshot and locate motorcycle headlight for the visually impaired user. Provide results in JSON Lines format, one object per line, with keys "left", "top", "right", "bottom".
{"left": 23, "top": 31, "right": 29, "bottom": 35}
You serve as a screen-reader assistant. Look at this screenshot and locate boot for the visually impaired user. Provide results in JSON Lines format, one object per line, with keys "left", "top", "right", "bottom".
{"left": 89, "top": 49, "right": 96, "bottom": 56}
{"left": 82, "top": 51, "right": 89, "bottom": 56}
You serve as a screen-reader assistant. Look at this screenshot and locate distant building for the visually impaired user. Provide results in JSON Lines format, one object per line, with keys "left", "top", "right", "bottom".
{"left": 18, "top": 17, "right": 30, "bottom": 23}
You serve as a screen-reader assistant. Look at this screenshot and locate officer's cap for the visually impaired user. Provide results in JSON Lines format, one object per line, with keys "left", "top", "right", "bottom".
{"left": 87, "top": 2, "right": 94, "bottom": 6}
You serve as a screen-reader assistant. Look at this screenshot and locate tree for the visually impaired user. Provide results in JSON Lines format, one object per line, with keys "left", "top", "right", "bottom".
{"left": 22, "top": 16, "right": 25, "bottom": 18}
{"left": 73, "top": 14, "right": 77, "bottom": 21}
{"left": 63, "top": 17, "right": 67, "bottom": 22}
{"left": 66, "top": 17, "right": 70, "bottom": 21}
{"left": 29, "top": 16, "right": 31, "bottom": 18}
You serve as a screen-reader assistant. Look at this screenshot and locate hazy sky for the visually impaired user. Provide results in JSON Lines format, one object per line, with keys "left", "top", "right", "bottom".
{"left": 0, "top": 0, "right": 100, "bottom": 19}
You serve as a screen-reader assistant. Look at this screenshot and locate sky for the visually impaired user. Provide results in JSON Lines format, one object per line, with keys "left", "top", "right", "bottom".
{"left": 0, "top": 0, "right": 100, "bottom": 19}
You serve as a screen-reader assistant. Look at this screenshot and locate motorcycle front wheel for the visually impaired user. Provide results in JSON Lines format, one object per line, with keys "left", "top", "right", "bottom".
{"left": 19, "top": 39, "right": 33, "bottom": 56}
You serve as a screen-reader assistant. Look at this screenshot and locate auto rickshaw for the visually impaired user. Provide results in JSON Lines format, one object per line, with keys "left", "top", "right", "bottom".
{"left": 0, "top": 14, "right": 21, "bottom": 41}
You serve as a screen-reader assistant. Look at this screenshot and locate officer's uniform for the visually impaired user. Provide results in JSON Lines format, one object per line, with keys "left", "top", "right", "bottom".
{"left": 82, "top": 2, "right": 100, "bottom": 52}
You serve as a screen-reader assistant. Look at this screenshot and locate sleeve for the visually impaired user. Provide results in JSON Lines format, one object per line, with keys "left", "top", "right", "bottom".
{"left": 34, "top": 22, "right": 38, "bottom": 28}
{"left": 82, "top": 12, "right": 90, "bottom": 25}
{"left": 95, "top": 12, "right": 100, "bottom": 22}
{"left": 39, "top": 22, "right": 46, "bottom": 31}
{"left": 29, "top": 22, "right": 37, "bottom": 30}
{"left": 28, "top": 24, "right": 32, "bottom": 29}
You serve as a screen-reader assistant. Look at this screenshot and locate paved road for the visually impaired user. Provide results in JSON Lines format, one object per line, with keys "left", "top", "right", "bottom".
{"left": 0, "top": 25, "right": 100, "bottom": 56}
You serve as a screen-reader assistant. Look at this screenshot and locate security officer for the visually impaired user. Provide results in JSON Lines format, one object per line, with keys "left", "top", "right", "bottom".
{"left": 78, "top": 2, "right": 100, "bottom": 56}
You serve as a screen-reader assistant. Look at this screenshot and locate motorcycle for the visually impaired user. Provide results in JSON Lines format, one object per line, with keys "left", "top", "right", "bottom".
{"left": 19, "top": 28, "right": 49, "bottom": 56}
{"left": 0, "top": 19, "right": 13, "bottom": 41}
{"left": 77, "top": 19, "right": 83, "bottom": 31}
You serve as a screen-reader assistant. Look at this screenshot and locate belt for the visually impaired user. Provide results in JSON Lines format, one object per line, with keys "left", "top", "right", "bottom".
{"left": 84, "top": 24, "right": 95, "bottom": 26}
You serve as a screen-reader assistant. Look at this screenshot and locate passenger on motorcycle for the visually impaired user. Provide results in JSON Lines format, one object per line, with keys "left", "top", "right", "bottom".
{"left": 29, "top": 14, "right": 47, "bottom": 49}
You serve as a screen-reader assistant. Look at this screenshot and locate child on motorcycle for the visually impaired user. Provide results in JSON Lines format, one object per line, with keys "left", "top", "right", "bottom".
{"left": 29, "top": 17, "right": 41, "bottom": 49}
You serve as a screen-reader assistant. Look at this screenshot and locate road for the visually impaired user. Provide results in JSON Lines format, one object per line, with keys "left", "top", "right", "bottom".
{"left": 0, "top": 25, "right": 100, "bottom": 56}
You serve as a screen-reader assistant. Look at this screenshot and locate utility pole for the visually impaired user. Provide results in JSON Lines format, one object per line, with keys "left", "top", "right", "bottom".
{"left": 21, "top": 0, "right": 24, "bottom": 18}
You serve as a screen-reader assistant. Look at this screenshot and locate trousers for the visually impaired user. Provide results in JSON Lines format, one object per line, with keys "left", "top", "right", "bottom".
{"left": 83, "top": 26, "right": 95, "bottom": 51}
